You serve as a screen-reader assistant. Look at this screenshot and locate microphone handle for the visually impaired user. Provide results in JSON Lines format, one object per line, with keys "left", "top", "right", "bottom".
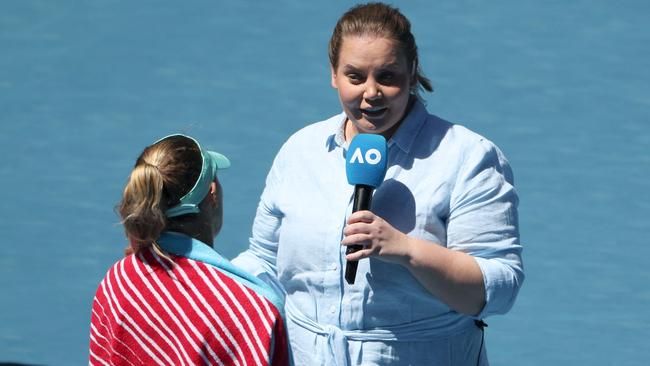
{"left": 345, "top": 184, "right": 373, "bottom": 284}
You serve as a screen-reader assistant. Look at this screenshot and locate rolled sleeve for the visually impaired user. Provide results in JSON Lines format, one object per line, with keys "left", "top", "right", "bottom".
{"left": 447, "top": 138, "right": 524, "bottom": 318}
{"left": 474, "top": 254, "right": 523, "bottom": 318}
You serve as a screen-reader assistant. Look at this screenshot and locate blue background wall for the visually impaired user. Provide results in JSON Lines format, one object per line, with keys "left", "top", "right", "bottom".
{"left": 1, "top": 1, "right": 648, "bottom": 364}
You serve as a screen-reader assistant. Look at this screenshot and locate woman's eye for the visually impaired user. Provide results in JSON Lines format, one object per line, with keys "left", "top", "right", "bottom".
{"left": 378, "top": 73, "right": 395, "bottom": 84}
{"left": 347, "top": 73, "right": 362, "bottom": 83}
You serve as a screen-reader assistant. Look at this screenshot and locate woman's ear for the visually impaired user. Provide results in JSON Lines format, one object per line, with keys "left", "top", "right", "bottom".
{"left": 410, "top": 60, "right": 418, "bottom": 86}
{"left": 208, "top": 181, "right": 218, "bottom": 202}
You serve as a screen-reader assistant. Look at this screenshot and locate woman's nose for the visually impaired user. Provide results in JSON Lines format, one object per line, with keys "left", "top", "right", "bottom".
{"left": 364, "top": 80, "right": 382, "bottom": 100}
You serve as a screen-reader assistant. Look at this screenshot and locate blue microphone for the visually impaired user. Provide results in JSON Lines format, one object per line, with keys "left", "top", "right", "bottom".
{"left": 345, "top": 134, "right": 388, "bottom": 284}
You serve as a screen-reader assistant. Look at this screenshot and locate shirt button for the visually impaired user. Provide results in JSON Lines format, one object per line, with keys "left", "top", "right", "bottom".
{"left": 330, "top": 263, "right": 338, "bottom": 271}
{"left": 329, "top": 305, "right": 336, "bottom": 314}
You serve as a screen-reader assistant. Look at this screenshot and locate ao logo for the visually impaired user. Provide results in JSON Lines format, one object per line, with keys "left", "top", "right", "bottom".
{"left": 349, "top": 147, "right": 382, "bottom": 165}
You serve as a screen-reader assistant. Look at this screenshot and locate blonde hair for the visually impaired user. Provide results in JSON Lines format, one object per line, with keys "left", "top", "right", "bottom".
{"left": 328, "top": 2, "right": 433, "bottom": 96}
{"left": 118, "top": 136, "right": 202, "bottom": 258}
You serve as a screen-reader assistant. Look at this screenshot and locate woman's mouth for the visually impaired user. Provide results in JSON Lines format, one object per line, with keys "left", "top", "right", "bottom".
{"left": 360, "top": 106, "right": 388, "bottom": 119}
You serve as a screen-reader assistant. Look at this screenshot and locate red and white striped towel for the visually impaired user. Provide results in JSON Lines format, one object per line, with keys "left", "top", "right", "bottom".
{"left": 89, "top": 247, "right": 289, "bottom": 366}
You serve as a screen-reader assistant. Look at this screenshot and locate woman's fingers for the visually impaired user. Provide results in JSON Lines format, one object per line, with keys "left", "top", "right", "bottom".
{"left": 346, "top": 210, "right": 375, "bottom": 224}
{"left": 345, "top": 247, "right": 374, "bottom": 261}
{"left": 342, "top": 222, "right": 371, "bottom": 236}
{"left": 341, "top": 232, "right": 372, "bottom": 246}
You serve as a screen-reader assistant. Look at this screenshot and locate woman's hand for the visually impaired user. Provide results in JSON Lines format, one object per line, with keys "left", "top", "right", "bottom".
{"left": 341, "top": 210, "right": 412, "bottom": 266}
{"left": 341, "top": 210, "right": 486, "bottom": 315}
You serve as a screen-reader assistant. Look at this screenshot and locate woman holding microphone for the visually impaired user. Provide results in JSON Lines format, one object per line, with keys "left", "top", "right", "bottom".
{"left": 234, "top": 3, "right": 524, "bottom": 365}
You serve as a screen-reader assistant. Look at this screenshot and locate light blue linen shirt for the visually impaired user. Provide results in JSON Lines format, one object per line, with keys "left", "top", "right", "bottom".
{"left": 233, "top": 100, "right": 524, "bottom": 365}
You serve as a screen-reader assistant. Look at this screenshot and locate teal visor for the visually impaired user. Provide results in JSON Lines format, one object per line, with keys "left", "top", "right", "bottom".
{"left": 156, "top": 134, "right": 231, "bottom": 218}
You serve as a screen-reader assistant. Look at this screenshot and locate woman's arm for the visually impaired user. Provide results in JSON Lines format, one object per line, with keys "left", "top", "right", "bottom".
{"left": 342, "top": 212, "right": 485, "bottom": 315}
{"left": 342, "top": 139, "right": 523, "bottom": 317}
{"left": 232, "top": 198, "right": 282, "bottom": 277}
{"left": 231, "top": 146, "right": 286, "bottom": 280}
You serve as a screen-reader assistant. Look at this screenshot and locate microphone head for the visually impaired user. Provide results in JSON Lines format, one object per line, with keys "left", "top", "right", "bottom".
{"left": 346, "top": 134, "right": 388, "bottom": 188}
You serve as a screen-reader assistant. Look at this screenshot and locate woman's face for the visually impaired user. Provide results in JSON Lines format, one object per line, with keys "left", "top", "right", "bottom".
{"left": 331, "top": 35, "right": 414, "bottom": 140}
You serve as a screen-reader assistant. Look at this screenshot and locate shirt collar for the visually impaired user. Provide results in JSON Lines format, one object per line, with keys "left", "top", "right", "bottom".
{"left": 325, "top": 99, "right": 428, "bottom": 154}
{"left": 389, "top": 98, "right": 428, "bottom": 154}
{"left": 325, "top": 112, "right": 349, "bottom": 151}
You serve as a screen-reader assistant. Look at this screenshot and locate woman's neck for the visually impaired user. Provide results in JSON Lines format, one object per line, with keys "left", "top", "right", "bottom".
{"left": 167, "top": 221, "right": 214, "bottom": 246}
